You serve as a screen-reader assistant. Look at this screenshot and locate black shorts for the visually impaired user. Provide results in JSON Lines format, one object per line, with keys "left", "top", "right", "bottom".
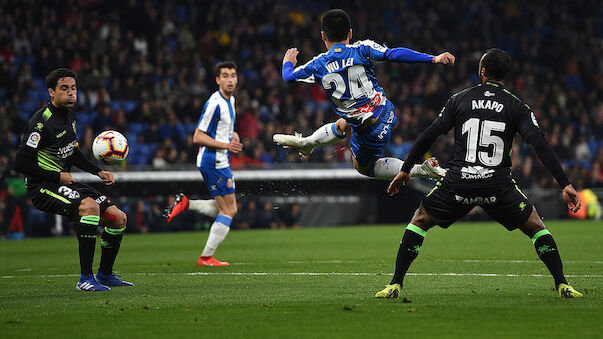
{"left": 422, "top": 178, "right": 533, "bottom": 231}
{"left": 27, "top": 182, "right": 114, "bottom": 221}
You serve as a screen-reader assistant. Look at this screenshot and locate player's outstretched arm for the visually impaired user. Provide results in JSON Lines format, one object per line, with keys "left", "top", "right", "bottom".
{"left": 283, "top": 48, "right": 298, "bottom": 67}
{"left": 377, "top": 45, "right": 454, "bottom": 66}
{"left": 432, "top": 52, "right": 455, "bottom": 66}
{"left": 282, "top": 48, "right": 316, "bottom": 83}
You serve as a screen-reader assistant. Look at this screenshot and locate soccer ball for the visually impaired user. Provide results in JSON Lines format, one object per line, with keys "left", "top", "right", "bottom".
{"left": 92, "top": 130, "right": 129, "bottom": 165}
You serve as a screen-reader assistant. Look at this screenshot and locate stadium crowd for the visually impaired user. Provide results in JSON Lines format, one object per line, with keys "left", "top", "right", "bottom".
{"left": 1, "top": 0, "right": 602, "bottom": 236}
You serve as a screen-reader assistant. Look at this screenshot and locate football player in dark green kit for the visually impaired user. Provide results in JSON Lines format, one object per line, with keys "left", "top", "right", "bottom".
{"left": 14, "top": 68, "right": 133, "bottom": 291}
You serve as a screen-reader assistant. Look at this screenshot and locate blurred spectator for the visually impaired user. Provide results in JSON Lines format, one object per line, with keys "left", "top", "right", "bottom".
{"left": 128, "top": 200, "right": 152, "bottom": 234}
{"left": 235, "top": 200, "right": 258, "bottom": 229}
{"left": 258, "top": 201, "right": 282, "bottom": 229}
{"left": 0, "top": 0, "right": 598, "bottom": 185}
{"left": 0, "top": 0, "right": 601, "bottom": 233}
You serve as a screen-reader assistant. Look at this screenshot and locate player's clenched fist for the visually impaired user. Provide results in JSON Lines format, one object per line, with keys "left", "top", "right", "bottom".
{"left": 433, "top": 52, "right": 455, "bottom": 66}
{"left": 227, "top": 139, "right": 243, "bottom": 154}
{"left": 283, "top": 48, "right": 299, "bottom": 66}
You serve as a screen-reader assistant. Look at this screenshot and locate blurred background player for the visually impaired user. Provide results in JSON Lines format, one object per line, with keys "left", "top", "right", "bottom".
{"left": 274, "top": 9, "right": 453, "bottom": 180}
{"left": 163, "top": 61, "right": 242, "bottom": 266}
{"left": 376, "top": 49, "right": 583, "bottom": 299}
{"left": 13, "top": 68, "right": 133, "bottom": 291}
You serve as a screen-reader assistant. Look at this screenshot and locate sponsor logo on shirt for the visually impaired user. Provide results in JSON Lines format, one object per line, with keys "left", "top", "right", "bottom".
{"left": 460, "top": 165, "right": 495, "bottom": 179}
{"left": 455, "top": 195, "right": 497, "bottom": 205}
{"left": 484, "top": 91, "right": 495, "bottom": 97}
{"left": 58, "top": 141, "right": 76, "bottom": 158}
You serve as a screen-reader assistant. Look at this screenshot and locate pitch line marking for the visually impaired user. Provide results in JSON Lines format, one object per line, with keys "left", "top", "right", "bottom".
{"left": 283, "top": 259, "right": 603, "bottom": 264}
{"left": 1, "top": 272, "right": 601, "bottom": 279}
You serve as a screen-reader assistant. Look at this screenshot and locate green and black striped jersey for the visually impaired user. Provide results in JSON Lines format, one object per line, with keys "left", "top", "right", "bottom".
{"left": 14, "top": 103, "right": 100, "bottom": 188}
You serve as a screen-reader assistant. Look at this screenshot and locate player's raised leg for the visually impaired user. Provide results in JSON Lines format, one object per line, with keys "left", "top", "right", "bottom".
{"left": 96, "top": 205, "right": 133, "bottom": 287}
{"left": 75, "top": 197, "right": 111, "bottom": 291}
{"left": 163, "top": 193, "right": 218, "bottom": 223}
{"left": 273, "top": 118, "right": 349, "bottom": 155}
{"left": 349, "top": 104, "right": 445, "bottom": 180}
{"left": 518, "top": 207, "right": 582, "bottom": 298}
{"left": 197, "top": 193, "right": 236, "bottom": 266}
{"left": 368, "top": 157, "right": 445, "bottom": 180}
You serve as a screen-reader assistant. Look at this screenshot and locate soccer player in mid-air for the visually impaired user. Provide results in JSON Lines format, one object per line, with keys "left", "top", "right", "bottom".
{"left": 13, "top": 68, "right": 133, "bottom": 291}
{"left": 274, "top": 9, "right": 454, "bottom": 180}
{"left": 163, "top": 61, "right": 242, "bottom": 266}
{"left": 375, "top": 49, "right": 583, "bottom": 299}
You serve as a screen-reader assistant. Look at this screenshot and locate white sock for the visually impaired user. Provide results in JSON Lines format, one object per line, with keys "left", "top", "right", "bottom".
{"left": 305, "top": 123, "right": 345, "bottom": 147}
{"left": 189, "top": 199, "right": 218, "bottom": 218}
{"left": 201, "top": 214, "right": 231, "bottom": 257}
{"left": 373, "top": 157, "right": 428, "bottom": 180}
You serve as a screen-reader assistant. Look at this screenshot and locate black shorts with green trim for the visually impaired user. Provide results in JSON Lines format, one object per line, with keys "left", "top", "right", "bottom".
{"left": 27, "top": 182, "right": 114, "bottom": 221}
{"left": 422, "top": 178, "right": 533, "bottom": 231}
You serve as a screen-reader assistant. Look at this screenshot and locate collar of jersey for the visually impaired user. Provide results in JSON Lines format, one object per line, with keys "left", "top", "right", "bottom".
{"left": 47, "top": 102, "right": 69, "bottom": 118}
{"left": 329, "top": 43, "right": 347, "bottom": 52}
{"left": 218, "top": 90, "right": 231, "bottom": 101}
{"left": 484, "top": 81, "right": 504, "bottom": 88}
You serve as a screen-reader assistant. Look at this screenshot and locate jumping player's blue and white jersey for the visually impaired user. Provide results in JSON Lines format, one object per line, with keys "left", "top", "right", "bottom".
{"left": 283, "top": 40, "right": 434, "bottom": 127}
{"left": 196, "top": 91, "right": 235, "bottom": 169}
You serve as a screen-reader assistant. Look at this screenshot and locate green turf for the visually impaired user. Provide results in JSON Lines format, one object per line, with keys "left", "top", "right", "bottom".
{"left": 1, "top": 220, "right": 602, "bottom": 338}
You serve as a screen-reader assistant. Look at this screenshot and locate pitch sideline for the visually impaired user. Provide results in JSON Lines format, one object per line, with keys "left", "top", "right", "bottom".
{"left": 1, "top": 272, "right": 601, "bottom": 279}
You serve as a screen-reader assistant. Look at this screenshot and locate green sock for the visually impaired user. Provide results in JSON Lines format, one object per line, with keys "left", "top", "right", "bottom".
{"left": 76, "top": 215, "right": 100, "bottom": 276}
{"left": 99, "top": 227, "right": 125, "bottom": 275}
{"left": 390, "top": 224, "right": 426, "bottom": 285}
{"left": 532, "top": 229, "right": 567, "bottom": 287}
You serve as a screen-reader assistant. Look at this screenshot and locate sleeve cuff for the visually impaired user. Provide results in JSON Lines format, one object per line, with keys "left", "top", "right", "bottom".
{"left": 400, "top": 161, "right": 413, "bottom": 173}
{"left": 556, "top": 175, "right": 571, "bottom": 190}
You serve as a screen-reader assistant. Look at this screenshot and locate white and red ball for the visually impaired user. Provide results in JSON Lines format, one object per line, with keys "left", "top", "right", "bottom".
{"left": 92, "top": 130, "right": 129, "bottom": 165}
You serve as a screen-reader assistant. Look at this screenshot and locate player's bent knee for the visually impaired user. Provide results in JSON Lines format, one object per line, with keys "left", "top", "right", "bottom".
{"left": 79, "top": 197, "right": 100, "bottom": 216}
{"left": 335, "top": 118, "right": 350, "bottom": 135}
{"left": 411, "top": 205, "right": 433, "bottom": 230}
{"left": 102, "top": 209, "right": 127, "bottom": 229}
{"left": 225, "top": 206, "right": 237, "bottom": 218}
{"left": 113, "top": 210, "right": 127, "bottom": 228}
{"left": 354, "top": 163, "right": 370, "bottom": 176}
{"left": 520, "top": 207, "right": 545, "bottom": 236}
{"left": 219, "top": 204, "right": 237, "bottom": 218}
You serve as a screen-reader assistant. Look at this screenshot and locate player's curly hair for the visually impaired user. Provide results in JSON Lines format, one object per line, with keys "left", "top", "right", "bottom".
{"left": 321, "top": 9, "right": 351, "bottom": 42}
{"left": 481, "top": 48, "right": 511, "bottom": 81}
{"left": 46, "top": 68, "right": 77, "bottom": 90}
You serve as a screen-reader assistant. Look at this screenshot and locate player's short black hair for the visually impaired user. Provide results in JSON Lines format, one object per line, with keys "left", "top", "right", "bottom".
{"left": 321, "top": 9, "right": 351, "bottom": 42}
{"left": 215, "top": 61, "right": 237, "bottom": 77}
{"left": 480, "top": 48, "right": 511, "bottom": 81}
{"left": 46, "top": 68, "right": 77, "bottom": 90}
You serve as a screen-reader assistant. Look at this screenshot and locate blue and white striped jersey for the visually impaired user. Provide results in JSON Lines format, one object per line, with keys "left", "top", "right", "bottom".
{"left": 196, "top": 91, "right": 235, "bottom": 169}
{"left": 283, "top": 40, "right": 434, "bottom": 127}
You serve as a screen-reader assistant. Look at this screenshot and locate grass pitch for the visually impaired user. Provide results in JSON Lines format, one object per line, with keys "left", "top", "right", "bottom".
{"left": 1, "top": 220, "right": 602, "bottom": 338}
